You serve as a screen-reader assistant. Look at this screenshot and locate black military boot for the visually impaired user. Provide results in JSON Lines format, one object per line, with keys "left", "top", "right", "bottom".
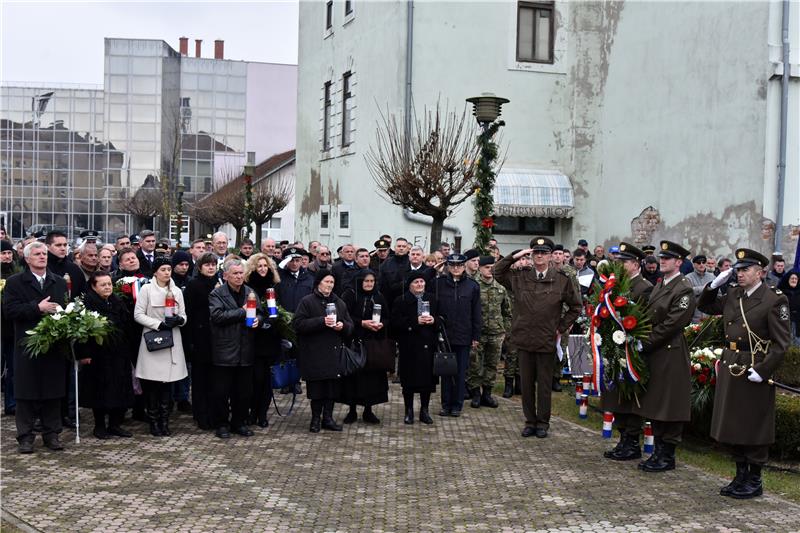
{"left": 502, "top": 377, "right": 514, "bottom": 398}
{"left": 638, "top": 437, "right": 662, "bottom": 470}
{"left": 720, "top": 462, "right": 748, "bottom": 496}
{"left": 641, "top": 442, "right": 675, "bottom": 472}
{"left": 730, "top": 464, "right": 763, "bottom": 499}
{"left": 610, "top": 435, "right": 642, "bottom": 461}
{"left": 604, "top": 431, "right": 626, "bottom": 459}
{"left": 470, "top": 388, "right": 481, "bottom": 409}
{"left": 481, "top": 387, "right": 499, "bottom": 408}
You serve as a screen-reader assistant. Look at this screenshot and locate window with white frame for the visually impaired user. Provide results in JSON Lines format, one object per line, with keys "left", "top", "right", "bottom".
{"left": 320, "top": 205, "right": 331, "bottom": 234}
{"left": 337, "top": 204, "right": 351, "bottom": 236}
{"left": 261, "top": 217, "right": 281, "bottom": 241}
{"left": 322, "top": 81, "right": 332, "bottom": 151}
{"left": 341, "top": 71, "right": 353, "bottom": 147}
{"left": 325, "top": 1, "right": 333, "bottom": 30}
{"left": 516, "top": 2, "right": 554, "bottom": 64}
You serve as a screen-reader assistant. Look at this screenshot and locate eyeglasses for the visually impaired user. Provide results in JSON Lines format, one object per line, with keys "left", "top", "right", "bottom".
{"left": 319, "top": 252, "right": 331, "bottom": 256}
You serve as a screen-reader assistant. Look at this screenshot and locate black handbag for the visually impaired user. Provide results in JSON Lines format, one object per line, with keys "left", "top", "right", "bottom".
{"left": 143, "top": 329, "right": 174, "bottom": 352}
{"left": 361, "top": 338, "right": 396, "bottom": 371}
{"left": 433, "top": 319, "right": 458, "bottom": 376}
{"left": 338, "top": 343, "right": 366, "bottom": 376}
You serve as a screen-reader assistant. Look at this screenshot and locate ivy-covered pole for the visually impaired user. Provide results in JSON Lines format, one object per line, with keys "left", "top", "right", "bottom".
{"left": 466, "top": 93, "right": 509, "bottom": 254}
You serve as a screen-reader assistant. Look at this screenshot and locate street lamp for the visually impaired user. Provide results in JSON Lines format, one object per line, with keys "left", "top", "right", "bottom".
{"left": 175, "top": 181, "right": 185, "bottom": 249}
{"left": 243, "top": 152, "right": 255, "bottom": 239}
{"left": 465, "top": 93, "right": 509, "bottom": 253}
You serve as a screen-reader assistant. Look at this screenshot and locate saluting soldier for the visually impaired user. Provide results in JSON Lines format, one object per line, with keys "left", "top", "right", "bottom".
{"left": 634, "top": 240, "right": 695, "bottom": 472}
{"left": 495, "top": 237, "right": 581, "bottom": 438}
{"left": 697, "top": 248, "right": 791, "bottom": 499}
{"left": 467, "top": 256, "right": 512, "bottom": 409}
{"left": 602, "top": 242, "right": 653, "bottom": 460}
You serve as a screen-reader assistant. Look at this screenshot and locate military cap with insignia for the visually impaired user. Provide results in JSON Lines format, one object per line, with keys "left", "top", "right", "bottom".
{"left": 617, "top": 242, "right": 646, "bottom": 261}
{"left": 732, "top": 248, "right": 769, "bottom": 270}
{"left": 658, "top": 240, "right": 690, "bottom": 259}
{"left": 374, "top": 239, "right": 390, "bottom": 250}
{"left": 529, "top": 236, "right": 554, "bottom": 253}
{"left": 642, "top": 244, "right": 656, "bottom": 255}
{"left": 130, "top": 235, "right": 140, "bottom": 245}
{"left": 154, "top": 242, "right": 170, "bottom": 255}
{"left": 446, "top": 253, "right": 467, "bottom": 264}
{"left": 32, "top": 230, "right": 46, "bottom": 242}
{"left": 692, "top": 254, "right": 707, "bottom": 264}
{"left": 204, "top": 234, "right": 213, "bottom": 244}
{"left": 282, "top": 246, "right": 305, "bottom": 260}
{"left": 80, "top": 230, "right": 100, "bottom": 240}
{"left": 478, "top": 255, "right": 495, "bottom": 266}
{"left": 463, "top": 248, "right": 480, "bottom": 260}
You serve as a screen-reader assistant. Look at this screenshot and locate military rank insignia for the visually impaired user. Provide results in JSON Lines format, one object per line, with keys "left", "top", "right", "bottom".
{"left": 678, "top": 295, "right": 690, "bottom": 309}
{"left": 779, "top": 305, "right": 789, "bottom": 321}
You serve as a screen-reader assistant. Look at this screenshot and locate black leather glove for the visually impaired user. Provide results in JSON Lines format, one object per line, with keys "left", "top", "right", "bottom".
{"left": 164, "top": 316, "right": 182, "bottom": 328}
{"left": 157, "top": 322, "right": 170, "bottom": 331}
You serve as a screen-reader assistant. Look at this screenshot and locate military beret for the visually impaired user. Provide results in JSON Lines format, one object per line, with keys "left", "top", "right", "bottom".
{"left": 478, "top": 256, "right": 495, "bottom": 266}
{"left": 658, "top": 240, "right": 690, "bottom": 260}
{"left": 463, "top": 249, "right": 480, "bottom": 260}
{"left": 617, "top": 242, "right": 646, "bottom": 262}
{"left": 733, "top": 248, "right": 769, "bottom": 270}
{"left": 530, "top": 237, "right": 554, "bottom": 253}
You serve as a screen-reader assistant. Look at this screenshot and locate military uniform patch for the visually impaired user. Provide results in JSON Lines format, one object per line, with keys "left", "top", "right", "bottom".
{"left": 678, "top": 295, "right": 690, "bottom": 309}
{"left": 779, "top": 305, "right": 789, "bottom": 321}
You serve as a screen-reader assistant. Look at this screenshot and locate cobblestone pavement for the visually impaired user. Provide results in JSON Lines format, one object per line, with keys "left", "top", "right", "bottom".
{"left": 2, "top": 385, "right": 799, "bottom": 533}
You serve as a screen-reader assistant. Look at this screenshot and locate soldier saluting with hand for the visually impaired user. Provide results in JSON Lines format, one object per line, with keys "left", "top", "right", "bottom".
{"left": 697, "top": 248, "right": 791, "bottom": 499}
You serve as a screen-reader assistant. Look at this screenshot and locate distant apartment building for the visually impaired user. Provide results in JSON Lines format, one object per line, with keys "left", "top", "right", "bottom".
{"left": 295, "top": 1, "right": 798, "bottom": 260}
{"left": 1, "top": 37, "right": 296, "bottom": 241}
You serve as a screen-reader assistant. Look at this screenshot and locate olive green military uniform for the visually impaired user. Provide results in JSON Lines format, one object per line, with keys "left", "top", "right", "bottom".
{"left": 467, "top": 276, "right": 511, "bottom": 391}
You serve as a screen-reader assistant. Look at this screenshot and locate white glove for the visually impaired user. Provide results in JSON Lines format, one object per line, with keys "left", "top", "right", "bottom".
{"left": 710, "top": 269, "right": 733, "bottom": 289}
{"left": 747, "top": 368, "right": 763, "bottom": 383}
{"left": 281, "top": 339, "right": 293, "bottom": 350}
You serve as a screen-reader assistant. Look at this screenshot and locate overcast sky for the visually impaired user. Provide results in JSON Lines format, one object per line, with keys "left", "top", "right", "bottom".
{"left": 0, "top": 0, "right": 299, "bottom": 85}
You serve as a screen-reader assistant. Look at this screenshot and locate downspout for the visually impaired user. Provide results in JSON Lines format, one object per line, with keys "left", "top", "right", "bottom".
{"left": 404, "top": 0, "right": 414, "bottom": 142}
{"left": 773, "top": 0, "right": 790, "bottom": 253}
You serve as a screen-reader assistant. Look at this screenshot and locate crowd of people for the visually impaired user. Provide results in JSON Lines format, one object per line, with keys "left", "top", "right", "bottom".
{"left": 1, "top": 224, "right": 798, "bottom": 500}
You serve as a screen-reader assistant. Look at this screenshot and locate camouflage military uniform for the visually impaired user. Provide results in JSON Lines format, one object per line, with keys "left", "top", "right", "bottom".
{"left": 503, "top": 290, "right": 519, "bottom": 379}
{"left": 555, "top": 263, "right": 581, "bottom": 379}
{"left": 467, "top": 275, "right": 512, "bottom": 392}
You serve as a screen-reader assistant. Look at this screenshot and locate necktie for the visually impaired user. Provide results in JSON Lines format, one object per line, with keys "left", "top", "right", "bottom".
{"left": 39, "top": 277, "right": 44, "bottom": 289}
{"left": 538, "top": 272, "right": 544, "bottom": 280}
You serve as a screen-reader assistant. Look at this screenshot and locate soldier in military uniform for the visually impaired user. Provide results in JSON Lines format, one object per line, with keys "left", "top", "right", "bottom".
{"left": 495, "top": 237, "right": 581, "bottom": 438}
{"left": 634, "top": 240, "right": 695, "bottom": 472}
{"left": 602, "top": 242, "right": 653, "bottom": 460}
{"left": 697, "top": 248, "right": 791, "bottom": 499}
{"left": 551, "top": 244, "right": 579, "bottom": 392}
{"left": 467, "top": 256, "right": 512, "bottom": 409}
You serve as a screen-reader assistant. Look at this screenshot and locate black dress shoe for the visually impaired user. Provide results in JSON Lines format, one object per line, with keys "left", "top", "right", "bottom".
{"left": 450, "top": 410, "right": 462, "bottom": 418}
{"left": 18, "top": 441, "right": 34, "bottom": 454}
{"left": 234, "top": 426, "right": 254, "bottom": 437}
{"left": 535, "top": 428, "right": 548, "bottom": 438}
{"left": 280, "top": 386, "right": 291, "bottom": 394}
{"left": 438, "top": 408, "right": 451, "bottom": 417}
{"left": 107, "top": 426, "right": 133, "bottom": 438}
{"left": 257, "top": 419, "right": 269, "bottom": 428}
{"left": 93, "top": 427, "right": 110, "bottom": 440}
{"left": 521, "top": 426, "right": 536, "bottom": 438}
{"left": 43, "top": 436, "right": 64, "bottom": 450}
{"left": 309, "top": 418, "right": 321, "bottom": 433}
{"left": 215, "top": 426, "right": 231, "bottom": 439}
{"left": 321, "top": 418, "right": 343, "bottom": 431}
{"left": 343, "top": 409, "right": 358, "bottom": 424}
{"left": 419, "top": 409, "right": 433, "bottom": 425}
{"left": 362, "top": 410, "right": 380, "bottom": 424}
{"left": 404, "top": 408, "right": 414, "bottom": 425}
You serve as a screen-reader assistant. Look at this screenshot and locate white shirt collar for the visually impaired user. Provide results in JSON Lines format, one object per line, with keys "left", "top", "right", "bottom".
{"left": 746, "top": 281, "right": 762, "bottom": 298}
{"left": 535, "top": 268, "right": 548, "bottom": 279}
{"left": 662, "top": 271, "right": 681, "bottom": 286}
{"left": 32, "top": 271, "right": 46, "bottom": 284}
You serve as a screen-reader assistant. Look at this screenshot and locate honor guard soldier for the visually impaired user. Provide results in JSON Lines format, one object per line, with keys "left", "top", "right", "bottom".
{"left": 603, "top": 242, "right": 653, "bottom": 460}
{"left": 697, "top": 248, "right": 791, "bottom": 499}
{"left": 634, "top": 240, "right": 695, "bottom": 472}
{"left": 495, "top": 237, "right": 581, "bottom": 438}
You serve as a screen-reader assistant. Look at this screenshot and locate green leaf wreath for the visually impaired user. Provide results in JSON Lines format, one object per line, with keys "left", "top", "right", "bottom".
{"left": 23, "top": 298, "right": 114, "bottom": 359}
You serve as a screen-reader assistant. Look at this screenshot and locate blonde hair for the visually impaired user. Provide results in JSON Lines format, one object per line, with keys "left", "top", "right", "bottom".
{"left": 245, "top": 253, "right": 281, "bottom": 284}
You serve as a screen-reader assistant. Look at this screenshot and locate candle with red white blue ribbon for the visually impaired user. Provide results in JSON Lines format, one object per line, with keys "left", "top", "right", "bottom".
{"left": 643, "top": 421, "right": 654, "bottom": 454}
{"left": 602, "top": 412, "right": 614, "bottom": 438}
{"left": 266, "top": 287, "right": 278, "bottom": 318}
{"left": 245, "top": 292, "right": 258, "bottom": 327}
{"left": 579, "top": 394, "right": 588, "bottom": 419}
{"left": 575, "top": 381, "right": 583, "bottom": 405}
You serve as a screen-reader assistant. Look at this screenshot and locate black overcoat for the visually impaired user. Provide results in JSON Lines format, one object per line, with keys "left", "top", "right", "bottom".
{"left": 3, "top": 269, "right": 68, "bottom": 400}
{"left": 77, "top": 289, "right": 135, "bottom": 409}
{"left": 391, "top": 290, "right": 438, "bottom": 393}
{"left": 183, "top": 274, "right": 218, "bottom": 365}
{"left": 292, "top": 291, "right": 353, "bottom": 382}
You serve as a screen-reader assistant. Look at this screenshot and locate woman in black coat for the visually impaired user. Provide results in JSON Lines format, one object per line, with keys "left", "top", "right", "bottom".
{"left": 244, "top": 253, "right": 283, "bottom": 427}
{"left": 78, "top": 272, "right": 136, "bottom": 439}
{"left": 292, "top": 270, "right": 353, "bottom": 433}
{"left": 340, "top": 269, "right": 389, "bottom": 424}
{"left": 778, "top": 270, "right": 800, "bottom": 344}
{"left": 391, "top": 271, "right": 438, "bottom": 425}
{"left": 183, "top": 253, "right": 220, "bottom": 430}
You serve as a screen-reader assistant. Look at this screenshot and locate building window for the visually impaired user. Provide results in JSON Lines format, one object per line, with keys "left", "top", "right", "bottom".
{"left": 323, "top": 81, "right": 332, "bottom": 151}
{"left": 341, "top": 72, "right": 352, "bottom": 147}
{"left": 345, "top": 0, "right": 353, "bottom": 15}
{"left": 493, "top": 216, "right": 555, "bottom": 235}
{"left": 326, "top": 1, "right": 333, "bottom": 29}
{"left": 339, "top": 210, "right": 349, "bottom": 229}
{"left": 516, "top": 2, "right": 554, "bottom": 64}
{"left": 320, "top": 210, "right": 330, "bottom": 230}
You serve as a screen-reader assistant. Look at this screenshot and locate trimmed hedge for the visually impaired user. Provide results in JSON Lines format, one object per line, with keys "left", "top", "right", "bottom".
{"left": 774, "top": 346, "right": 800, "bottom": 387}
{"left": 772, "top": 394, "right": 800, "bottom": 460}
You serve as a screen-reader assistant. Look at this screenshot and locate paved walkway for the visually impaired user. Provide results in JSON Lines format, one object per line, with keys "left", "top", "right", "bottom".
{"left": 2, "top": 385, "right": 799, "bottom": 533}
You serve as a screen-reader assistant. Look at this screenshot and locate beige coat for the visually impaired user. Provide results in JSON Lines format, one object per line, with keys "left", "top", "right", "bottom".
{"left": 134, "top": 280, "right": 188, "bottom": 383}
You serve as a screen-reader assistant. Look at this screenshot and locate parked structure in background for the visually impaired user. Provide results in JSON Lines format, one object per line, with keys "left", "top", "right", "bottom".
{"left": 294, "top": 1, "right": 798, "bottom": 262}
{"left": 1, "top": 37, "right": 296, "bottom": 241}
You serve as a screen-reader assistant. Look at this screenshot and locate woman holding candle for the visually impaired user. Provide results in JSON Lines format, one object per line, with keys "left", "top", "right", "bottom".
{"left": 391, "top": 271, "right": 438, "bottom": 425}
{"left": 292, "top": 270, "right": 353, "bottom": 433}
{"left": 134, "top": 255, "right": 188, "bottom": 437}
{"left": 340, "top": 269, "right": 390, "bottom": 424}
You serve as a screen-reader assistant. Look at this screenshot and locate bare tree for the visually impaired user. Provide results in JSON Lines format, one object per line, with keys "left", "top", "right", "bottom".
{"left": 251, "top": 176, "right": 293, "bottom": 249}
{"left": 187, "top": 197, "right": 228, "bottom": 234}
{"left": 122, "top": 176, "right": 164, "bottom": 232}
{"left": 366, "top": 102, "right": 480, "bottom": 251}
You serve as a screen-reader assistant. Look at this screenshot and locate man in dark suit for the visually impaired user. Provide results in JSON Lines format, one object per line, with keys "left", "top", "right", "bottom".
{"left": 135, "top": 230, "right": 157, "bottom": 277}
{"left": 3, "top": 241, "right": 68, "bottom": 453}
{"left": 602, "top": 242, "right": 653, "bottom": 461}
{"left": 634, "top": 240, "right": 695, "bottom": 472}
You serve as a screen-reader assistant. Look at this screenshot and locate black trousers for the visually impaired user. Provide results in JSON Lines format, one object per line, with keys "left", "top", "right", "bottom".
{"left": 16, "top": 398, "right": 62, "bottom": 443}
{"left": 211, "top": 365, "right": 253, "bottom": 429}
{"left": 92, "top": 407, "right": 125, "bottom": 429}
{"left": 652, "top": 420, "right": 684, "bottom": 445}
{"left": 191, "top": 360, "right": 213, "bottom": 428}
{"left": 614, "top": 413, "right": 642, "bottom": 437}
{"left": 250, "top": 358, "right": 272, "bottom": 424}
{"left": 730, "top": 444, "right": 769, "bottom": 465}
{"left": 402, "top": 390, "right": 431, "bottom": 410}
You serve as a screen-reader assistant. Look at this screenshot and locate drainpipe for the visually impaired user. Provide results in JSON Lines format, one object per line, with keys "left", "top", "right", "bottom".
{"left": 773, "top": 0, "right": 790, "bottom": 253}
{"left": 404, "top": 0, "right": 414, "bottom": 143}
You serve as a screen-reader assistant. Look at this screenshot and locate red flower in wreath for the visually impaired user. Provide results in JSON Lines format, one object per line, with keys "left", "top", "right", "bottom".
{"left": 710, "top": 376, "right": 716, "bottom": 386}
{"left": 613, "top": 296, "right": 628, "bottom": 308}
{"left": 480, "top": 217, "right": 495, "bottom": 229}
{"left": 121, "top": 284, "right": 133, "bottom": 295}
{"left": 622, "top": 315, "right": 638, "bottom": 330}
{"left": 599, "top": 307, "right": 610, "bottom": 319}
{"left": 592, "top": 316, "right": 602, "bottom": 327}
{"left": 697, "top": 374, "right": 708, "bottom": 384}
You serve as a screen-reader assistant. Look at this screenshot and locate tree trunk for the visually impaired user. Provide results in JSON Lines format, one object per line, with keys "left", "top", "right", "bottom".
{"left": 234, "top": 227, "right": 243, "bottom": 249}
{"left": 429, "top": 216, "right": 445, "bottom": 253}
{"left": 254, "top": 222, "right": 263, "bottom": 250}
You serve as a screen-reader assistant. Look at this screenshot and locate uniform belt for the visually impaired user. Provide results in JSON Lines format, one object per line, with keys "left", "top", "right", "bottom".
{"left": 728, "top": 342, "right": 750, "bottom": 352}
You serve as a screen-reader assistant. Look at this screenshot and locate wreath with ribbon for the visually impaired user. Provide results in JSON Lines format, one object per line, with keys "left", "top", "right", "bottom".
{"left": 587, "top": 261, "right": 652, "bottom": 403}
